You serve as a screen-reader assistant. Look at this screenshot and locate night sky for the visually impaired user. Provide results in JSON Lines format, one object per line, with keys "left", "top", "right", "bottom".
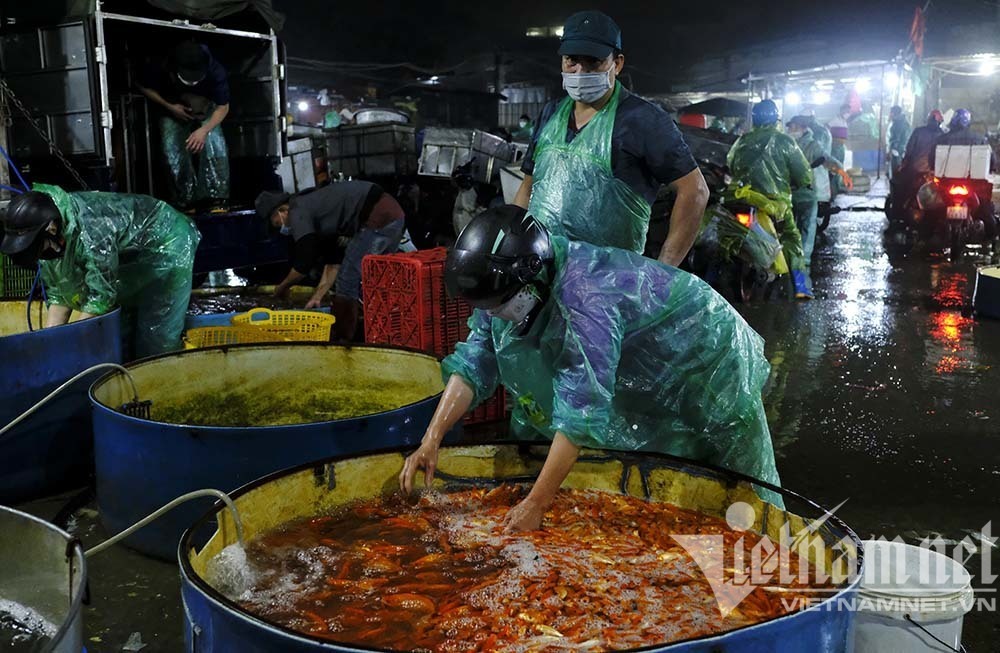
{"left": 273, "top": 0, "right": 998, "bottom": 91}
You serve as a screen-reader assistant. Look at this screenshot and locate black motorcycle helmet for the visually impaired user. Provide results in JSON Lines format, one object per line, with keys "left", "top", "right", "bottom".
{"left": 445, "top": 204, "right": 553, "bottom": 309}
{"left": 1, "top": 191, "right": 62, "bottom": 266}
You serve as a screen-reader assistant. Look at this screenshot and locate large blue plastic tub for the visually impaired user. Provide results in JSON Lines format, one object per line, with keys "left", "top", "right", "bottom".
{"left": 89, "top": 343, "right": 449, "bottom": 560}
{"left": 0, "top": 301, "right": 122, "bottom": 502}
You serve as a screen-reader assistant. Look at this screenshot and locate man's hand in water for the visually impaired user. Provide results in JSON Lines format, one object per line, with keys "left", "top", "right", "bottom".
{"left": 399, "top": 440, "right": 441, "bottom": 494}
{"left": 503, "top": 496, "right": 546, "bottom": 533}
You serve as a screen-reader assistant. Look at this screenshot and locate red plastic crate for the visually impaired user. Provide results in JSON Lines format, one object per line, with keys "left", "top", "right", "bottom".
{"left": 362, "top": 248, "right": 506, "bottom": 424}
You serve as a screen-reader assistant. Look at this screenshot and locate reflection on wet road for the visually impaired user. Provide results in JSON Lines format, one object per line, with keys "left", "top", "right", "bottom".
{"left": 740, "top": 199, "right": 1000, "bottom": 645}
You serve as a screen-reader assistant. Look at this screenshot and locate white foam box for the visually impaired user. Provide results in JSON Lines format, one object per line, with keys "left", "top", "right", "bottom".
{"left": 935, "top": 145, "right": 992, "bottom": 179}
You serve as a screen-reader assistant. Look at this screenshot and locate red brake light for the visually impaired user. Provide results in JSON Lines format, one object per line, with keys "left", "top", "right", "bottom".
{"left": 736, "top": 212, "right": 753, "bottom": 228}
{"left": 948, "top": 185, "right": 970, "bottom": 196}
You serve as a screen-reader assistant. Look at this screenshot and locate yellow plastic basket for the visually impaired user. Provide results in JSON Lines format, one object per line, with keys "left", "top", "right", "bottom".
{"left": 230, "top": 307, "right": 335, "bottom": 340}
{"left": 183, "top": 326, "right": 291, "bottom": 350}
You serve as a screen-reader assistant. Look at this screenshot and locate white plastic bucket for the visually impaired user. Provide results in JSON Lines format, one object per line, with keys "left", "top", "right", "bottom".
{"left": 853, "top": 539, "right": 974, "bottom": 652}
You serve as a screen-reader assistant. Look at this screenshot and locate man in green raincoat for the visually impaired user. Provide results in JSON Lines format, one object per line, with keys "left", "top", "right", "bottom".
{"left": 887, "top": 106, "right": 911, "bottom": 178}
{"left": 0, "top": 185, "right": 200, "bottom": 357}
{"left": 786, "top": 116, "right": 853, "bottom": 294}
{"left": 513, "top": 11, "right": 708, "bottom": 265}
{"left": 727, "top": 100, "right": 814, "bottom": 299}
{"left": 399, "top": 206, "right": 783, "bottom": 531}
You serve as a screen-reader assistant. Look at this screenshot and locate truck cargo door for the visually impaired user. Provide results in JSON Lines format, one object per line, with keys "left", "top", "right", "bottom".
{"left": 0, "top": 21, "right": 106, "bottom": 162}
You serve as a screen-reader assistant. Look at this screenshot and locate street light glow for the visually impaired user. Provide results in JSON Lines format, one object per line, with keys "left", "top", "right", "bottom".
{"left": 811, "top": 90, "right": 831, "bottom": 105}
{"left": 884, "top": 70, "right": 899, "bottom": 89}
{"left": 297, "top": 100, "right": 309, "bottom": 112}
{"left": 855, "top": 77, "right": 871, "bottom": 93}
{"left": 980, "top": 60, "right": 996, "bottom": 76}
{"left": 785, "top": 91, "right": 802, "bottom": 106}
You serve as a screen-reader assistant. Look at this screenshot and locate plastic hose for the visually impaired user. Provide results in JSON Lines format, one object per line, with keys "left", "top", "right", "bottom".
{"left": 0, "top": 363, "right": 141, "bottom": 441}
{"left": 0, "top": 183, "right": 24, "bottom": 195}
{"left": 26, "top": 265, "right": 42, "bottom": 332}
{"left": 84, "top": 489, "right": 245, "bottom": 558}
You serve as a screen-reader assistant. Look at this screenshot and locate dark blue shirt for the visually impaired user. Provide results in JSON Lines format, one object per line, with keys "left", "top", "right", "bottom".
{"left": 521, "top": 87, "right": 697, "bottom": 206}
{"left": 142, "top": 45, "right": 230, "bottom": 107}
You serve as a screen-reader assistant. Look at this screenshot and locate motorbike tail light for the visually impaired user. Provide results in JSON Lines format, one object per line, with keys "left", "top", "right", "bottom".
{"left": 947, "top": 185, "right": 970, "bottom": 196}
{"left": 736, "top": 212, "right": 753, "bottom": 228}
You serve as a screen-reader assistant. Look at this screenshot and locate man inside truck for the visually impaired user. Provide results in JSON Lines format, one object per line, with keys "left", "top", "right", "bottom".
{"left": 137, "top": 40, "right": 231, "bottom": 209}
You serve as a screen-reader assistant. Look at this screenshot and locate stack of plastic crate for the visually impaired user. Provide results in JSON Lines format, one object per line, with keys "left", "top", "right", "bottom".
{"left": 362, "top": 248, "right": 506, "bottom": 424}
{"left": 1, "top": 254, "right": 36, "bottom": 299}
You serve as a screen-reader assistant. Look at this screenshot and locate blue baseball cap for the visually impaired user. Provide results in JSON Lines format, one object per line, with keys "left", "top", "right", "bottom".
{"left": 558, "top": 11, "right": 622, "bottom": 59}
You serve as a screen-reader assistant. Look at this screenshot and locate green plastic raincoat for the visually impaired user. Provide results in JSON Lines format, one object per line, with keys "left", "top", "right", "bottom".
{"left": 37, "top": 184, "right": 201, "bottom": 357}
{"left": 807, "top": 117, "right": 832, "bottom": 156}
{"left": 888, "top": 117, "right": 911, "bottom": 173}
{"left": 443, "top": 237, "right": 783, "bottom": 505}
{"left": 727, "top": 126, "right": 813, "bottom": 272}
{"left": 528, "top": 83, "right": 652, "bottom": 253}
{"left": 161, "top": 113, "right": 230, "bottom": 207}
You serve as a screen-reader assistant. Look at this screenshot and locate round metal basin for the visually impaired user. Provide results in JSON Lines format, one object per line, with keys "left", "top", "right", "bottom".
{"left": 90, "top": 343, "right": 448, "bottom": 560}
{"left": 180, "top": 444, "right": 863, "bottom": 653}
{"left": 0, "top": 300, "right": 122, "bottom": 502}
{"left": 0, "top": 506, "right": 86, "bottom": 652}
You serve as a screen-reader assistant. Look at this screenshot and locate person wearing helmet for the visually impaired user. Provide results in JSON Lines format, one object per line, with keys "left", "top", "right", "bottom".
{"left": 890, "top": 110, "right": 945, "bottom": 220}
{"left": 0, "top": 185, "right": 200, "bottom": 357}
{"left": 727, "top": 100, "right": 815, "bottom": 299}
{"left": 399, "top": 205, "right": 783, "bottom": 530}
{"left": 886, "top": 106, "right": 912, "bottom": 178}
{"left": 512, "top": 11, "right": 709, "bottom": 265}
{"left": 936, "top": 109, "right": 987, "bottom": 148}
{"left": 901, "top": 110, "right": 944, "bottom": 175}
{"left": 932, "top": 109, "right": 993, "bottom": 174}
{"left": 137, "top": 41, "right": 231, "bottom": 208}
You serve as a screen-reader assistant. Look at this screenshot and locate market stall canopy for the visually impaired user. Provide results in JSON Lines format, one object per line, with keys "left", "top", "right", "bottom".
{"left": 680, "top": 98, "right": 748, "bottom": 118}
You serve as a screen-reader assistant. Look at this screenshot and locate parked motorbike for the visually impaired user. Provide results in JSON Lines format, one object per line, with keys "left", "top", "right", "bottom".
{"left": 915, "top": 176, "right": 996, "bottom": 261}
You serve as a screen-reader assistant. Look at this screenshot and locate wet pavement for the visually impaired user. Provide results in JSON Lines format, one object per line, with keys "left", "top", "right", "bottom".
{"left": 745, "top": 194, "right": 1000, "bottom": 647}
{"left": 15, "top": 191, "right": 1000, "bottom": 650}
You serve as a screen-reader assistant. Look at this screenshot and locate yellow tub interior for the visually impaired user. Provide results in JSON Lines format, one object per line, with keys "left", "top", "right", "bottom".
{"left": 92, "top": 344, "right": 446, "bottom": 426}
{"left": 188, "top": 445, "right": 858, "bottom": 586}
{"left": 0, "top": 300, "right": 88, "bottom": 338}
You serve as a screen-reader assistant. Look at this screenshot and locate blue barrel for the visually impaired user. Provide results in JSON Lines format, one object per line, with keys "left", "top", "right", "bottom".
{"left": 180, "top": 445, "right": 863, "bottom": 653}
{"left": 89, "top": 343, "right": 450, "bottom": 560}
{"left": 0, "top": 301, "right": 122, "bottom": 502}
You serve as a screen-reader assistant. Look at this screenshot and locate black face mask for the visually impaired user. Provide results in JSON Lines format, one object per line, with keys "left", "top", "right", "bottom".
{"left": 37, "top": 236, "right": 64, "bottom": 260}
{"left": 9, "top": 232, "right": 62, "bottom": 269}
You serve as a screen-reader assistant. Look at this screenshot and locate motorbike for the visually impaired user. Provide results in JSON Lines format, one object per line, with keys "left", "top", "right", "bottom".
{"left": 915, "top": 176, "right": 995, "bottom": 261}
{"left": 686, "top": 167, "right": 789, "bottom": 303}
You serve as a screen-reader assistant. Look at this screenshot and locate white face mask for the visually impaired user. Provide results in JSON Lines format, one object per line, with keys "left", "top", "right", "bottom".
{"left": 488, "top": 286, "right": 540, "bottom": 324}
{"left": 562, "top": 70, "right": 613, "bottom": 104}
{"left": 518, "top": 120, "right": 528, "bottom": 128}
